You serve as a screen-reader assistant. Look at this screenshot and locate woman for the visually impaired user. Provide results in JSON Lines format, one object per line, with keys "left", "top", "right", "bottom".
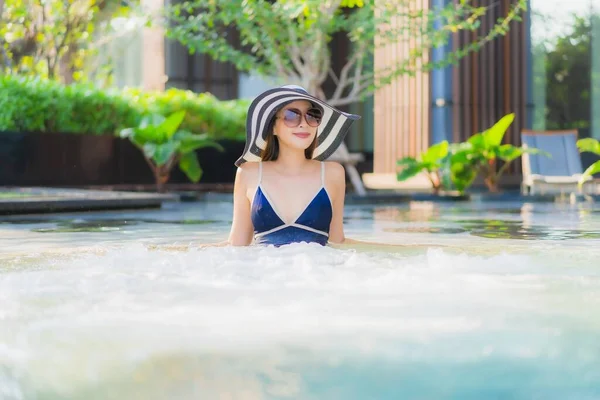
{"left": 157, "top": 85, "right": 437, "bottom": 251}
{"left": 199, "top": 84, "right": 361, "bottom": 248}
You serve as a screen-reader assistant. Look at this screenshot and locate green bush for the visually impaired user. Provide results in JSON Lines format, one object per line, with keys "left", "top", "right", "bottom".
{"left": 0, "top": 75, "right": 249, "bottom": 140}
{"left": 122, "top": 88, "right": 249, "bottom": 141}
{"left": 0, "top": 75, "right": 140, "bottom": 135}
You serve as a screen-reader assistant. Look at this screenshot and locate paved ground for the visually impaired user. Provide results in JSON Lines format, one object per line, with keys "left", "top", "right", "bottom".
{"left": 1, "top": 186, "right": 597, "bottom": 216}
{"left": 0, "top": 187, "right": 178, "bottom": 215}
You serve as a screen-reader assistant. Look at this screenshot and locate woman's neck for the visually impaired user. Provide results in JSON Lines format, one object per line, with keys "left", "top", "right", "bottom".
{"left": 273, "top": 144, "right": 311, "bottom": 173}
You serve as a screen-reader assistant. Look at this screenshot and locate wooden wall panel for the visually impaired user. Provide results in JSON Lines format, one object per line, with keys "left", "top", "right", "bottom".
{"left": 373, "top": 0, "right": 431, "bottom": 174}
{"left": 452, "top": 0, "right": 528, "bottom": 175}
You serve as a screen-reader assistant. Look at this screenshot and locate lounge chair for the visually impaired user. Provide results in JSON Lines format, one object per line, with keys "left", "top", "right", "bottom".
{"left": 521, "top": 129, "right": 597, "bottom": 195}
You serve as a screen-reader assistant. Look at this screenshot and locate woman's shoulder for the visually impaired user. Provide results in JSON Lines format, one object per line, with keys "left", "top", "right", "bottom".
{"left": 235, "top": 162, "right": 260, "bottom": 185}
{"left": 322, "top": 161, "right": 345, "bottom": 189}
{"left": 323, "top": 161, "right": 345, "bottom": 179}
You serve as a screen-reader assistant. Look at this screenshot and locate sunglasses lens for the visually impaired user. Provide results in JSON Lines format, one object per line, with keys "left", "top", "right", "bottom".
{"left": 281, "top": 108, "right": 323, "bottom": 127}
{"left": 306, "top": 108, "right": 322, "bottom": 127}
{"left": 282, "top": 109, "right": 301, "bottom": 127}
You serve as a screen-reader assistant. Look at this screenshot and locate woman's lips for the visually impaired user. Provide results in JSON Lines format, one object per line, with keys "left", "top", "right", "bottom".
{"left": 293, "top": 132, "right": 311, "bottom": 139}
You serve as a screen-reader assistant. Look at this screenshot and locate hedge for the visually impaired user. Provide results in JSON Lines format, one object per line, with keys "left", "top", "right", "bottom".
{"left": 0, "top": 75, "right": 249, "bottom": 141}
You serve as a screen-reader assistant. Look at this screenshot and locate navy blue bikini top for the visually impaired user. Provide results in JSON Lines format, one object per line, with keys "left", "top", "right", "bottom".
{"left": 251, "top": 162, "right": 332, "bottom": 247}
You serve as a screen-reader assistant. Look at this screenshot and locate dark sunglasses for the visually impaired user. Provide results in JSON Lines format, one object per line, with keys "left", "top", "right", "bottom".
{"left": 278, "top": 107, "right": 323, "bottom": 128}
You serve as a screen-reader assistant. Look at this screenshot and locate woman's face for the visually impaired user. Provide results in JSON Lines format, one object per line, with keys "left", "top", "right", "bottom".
{"left": 273, "top": 100, "right": 322, "bottom": 151}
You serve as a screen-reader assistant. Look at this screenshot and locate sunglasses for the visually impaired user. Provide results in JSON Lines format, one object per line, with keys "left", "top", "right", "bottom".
{"left": 278, "top": 107, "right": 323, "bottom": 128}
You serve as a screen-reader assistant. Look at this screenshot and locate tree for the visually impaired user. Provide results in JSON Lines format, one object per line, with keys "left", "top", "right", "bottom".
{"left": 0, "top": 0, "right": 145, "bottom": 84}
{"left": 543, "top": 13, "right": 594, "bottom": 131}
{"left": 165, "top": 0, "right": 527, "bottom": 106}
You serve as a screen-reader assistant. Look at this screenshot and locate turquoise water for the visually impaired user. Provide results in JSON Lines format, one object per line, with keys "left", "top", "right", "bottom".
{"left": 1, "top": 199, "right": 600, "bottom": 399}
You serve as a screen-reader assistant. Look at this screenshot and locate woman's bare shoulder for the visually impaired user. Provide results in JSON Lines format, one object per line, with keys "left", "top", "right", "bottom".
{"left": 236, "top": 162, "right": 259, "bottom": 176}
{"left": 323, "top": 161, "right": 345, "bottom": 182}
{"left": 234, "top": 162, "right": 260, "bottom": 188}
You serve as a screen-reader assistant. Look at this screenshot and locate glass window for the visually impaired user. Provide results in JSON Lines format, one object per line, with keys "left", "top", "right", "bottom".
{"left": 530, "top": 0, "right": 598, "bottom": 141}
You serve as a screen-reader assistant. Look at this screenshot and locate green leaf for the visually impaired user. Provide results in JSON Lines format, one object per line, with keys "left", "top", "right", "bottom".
{"left": 450, "top": 161, "right": 478, "bottom": 193}
{"left": 119, "top": 127, "right": 135, "bottom": 139}
{"left": 397, "top": 164, "right": 424, "bottom": 181}
{"left": 397, "top": 156, "right": 419, "bottom": 167}
{"left": 153, "top": 142, "right": 179, "bottom": 166}
{"left": 159, "top": 110, "right": 187, "bottom": 140}
{"left": 496, "top": 144, "right": 524, "bottom": 163}
{"left": 579, "top": 161, "right": 600, "bottom": 186}
{"left": 467, "top": 133, "right": 486, "bottom": 150}
{"left": 576, "top": 138, "right": 600, "bottom": 156}
{"left": 132, "top": 126, "right": 161, "bottom": 145}
{"left": 178, "top": 134, "right": 225, "bottom": 154}
{"left": 143, "top": 143, "right": 157, "bottom": 159}
{"left": 140, "top": 114, "right": 165, "bottom": 129}
{"left": 422, "top": 140, "right": 449, "bottom": 164}
{"left": 482, "top": 113, "right": 515, "bottom": 147}
{"left": 179, "top": 152, "right": 203, "bottom": 182}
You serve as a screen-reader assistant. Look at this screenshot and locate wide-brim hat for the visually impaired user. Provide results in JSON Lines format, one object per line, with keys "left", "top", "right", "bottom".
{"left": 234, "top": 85, "right": 361, "bottom": 167}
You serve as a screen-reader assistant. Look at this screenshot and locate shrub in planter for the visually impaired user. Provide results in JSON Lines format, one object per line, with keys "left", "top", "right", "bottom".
{"left": 450, "top": 113, "right": 547, "bottom": 193}
{"left": 122, "top": 88, "right": 249, "bottom": 141}
{"left": 0, "top": 75, "right": 249, "bottom": 186}
{"left": 396, "top": 114, "right": 549, "bottom": 194}
{"left": 0, "top": 75, "right": 140, "bottom": 134}
{"left": 119, "top": 110, "right": 224, "bottom": 192}
{"left": 396, "top": 140, "right": 450, "bottom": 194}
{"left": 576, "top": 138, "right": 600, "bottom": 186}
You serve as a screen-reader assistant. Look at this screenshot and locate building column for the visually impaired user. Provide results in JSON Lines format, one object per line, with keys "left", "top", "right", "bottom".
{"left": 431, "top": 0, "right": 454, "bottom": 145}
{"left": 141, "top": 0, "right": 166, "bottom": 91}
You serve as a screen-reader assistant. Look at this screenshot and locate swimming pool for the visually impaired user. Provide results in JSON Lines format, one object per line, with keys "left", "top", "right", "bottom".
{"left": 1, "top": 199, "right": 599, "bottom": 399}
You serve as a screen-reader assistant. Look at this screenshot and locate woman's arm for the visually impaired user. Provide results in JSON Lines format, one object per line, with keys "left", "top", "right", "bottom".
{"left": 188, "top": 166, "right": 255, "bottom": 248}
{"left": 326, "top": 162, "right": 350, "bottom": 245}
{"left": 226, "top": 165, "right": 255, "bottom": 246}
{"left": 325, "top": 162, "right": 440, "bottom": 250}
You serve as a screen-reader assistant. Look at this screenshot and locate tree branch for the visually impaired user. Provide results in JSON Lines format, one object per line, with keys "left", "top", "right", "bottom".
{"left": 286, "top": 25, "right": 306, "bottom": 77}
{"left": 329, "top": 50, "right": 361, "bottom": 103}
{"left": 348, "top": 41, "right": 366, "bottom": 98}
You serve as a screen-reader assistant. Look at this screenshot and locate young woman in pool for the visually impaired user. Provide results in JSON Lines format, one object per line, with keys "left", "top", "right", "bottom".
{"left": 226, "top": 85, "right": 360, "bottom": 247}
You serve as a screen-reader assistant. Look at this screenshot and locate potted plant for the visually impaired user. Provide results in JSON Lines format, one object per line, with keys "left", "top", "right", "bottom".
{"left": 119, "top": 110, "right": 224, "bottom": 192}
{"left": 450, "top": 113, "right": 546, "bottom": 193}
{"left": 396, "top": 140, "right": 450, "bottom": 194}
{"left": 576, "top": 138, "right": 600, "bottom": 187}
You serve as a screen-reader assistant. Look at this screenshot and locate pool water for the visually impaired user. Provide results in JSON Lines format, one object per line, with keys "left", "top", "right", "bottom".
{"left": 1, "top": 200, "right": 600, "bottom": 399}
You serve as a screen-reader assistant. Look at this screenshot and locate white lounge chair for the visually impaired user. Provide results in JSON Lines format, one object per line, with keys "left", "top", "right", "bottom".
{"left": 521, "top": 129, "right": 597, "bottom": 195}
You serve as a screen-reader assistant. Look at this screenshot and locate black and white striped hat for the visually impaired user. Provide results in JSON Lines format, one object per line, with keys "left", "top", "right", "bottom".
{"left": 234, "top": 85, "right": 361, "bottom": 167}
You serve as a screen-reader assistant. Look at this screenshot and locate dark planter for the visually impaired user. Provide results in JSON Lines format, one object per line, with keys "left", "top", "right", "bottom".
{"left": 0, "top": 131, "right": 119, "bottom": 186}
{"left": 0, "top": 131, "right": 246, "bottom": 187}
{"left": 411, "top": 191, "right": 471, "bottom": 202}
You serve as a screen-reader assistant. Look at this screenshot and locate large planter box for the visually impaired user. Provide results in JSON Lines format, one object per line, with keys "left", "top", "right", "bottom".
{"left": 0, "top": 131, "right": 245, "bottom": 187}
{"left": 0, "top": 132, "right": 120, "bottom": 186}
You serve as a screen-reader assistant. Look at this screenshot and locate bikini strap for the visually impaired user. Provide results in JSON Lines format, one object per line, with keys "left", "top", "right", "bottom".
{"left": 320, "top": 161, "right": 325, "bottom": 186}
{"left": 258, "top": 162, "right": 263, "bottom": 185}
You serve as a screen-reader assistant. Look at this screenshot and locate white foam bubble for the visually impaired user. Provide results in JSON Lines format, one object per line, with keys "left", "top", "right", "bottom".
{"left": 2, "top": 241, "right": 600, "bottom": 398}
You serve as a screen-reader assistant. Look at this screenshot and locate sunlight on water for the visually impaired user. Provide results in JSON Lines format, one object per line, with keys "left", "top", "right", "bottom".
{"left": 1, "top": 201, "right": 600, "bottom": 399}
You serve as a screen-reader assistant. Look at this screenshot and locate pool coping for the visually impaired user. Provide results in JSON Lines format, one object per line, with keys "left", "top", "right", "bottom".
{"left": 182, "top": 190, "right": 600, "bottom": 205}
{"left": 0, "top": 187, "right": 179, "bottom": 215}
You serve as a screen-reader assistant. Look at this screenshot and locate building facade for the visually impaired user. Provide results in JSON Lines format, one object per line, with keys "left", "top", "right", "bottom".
{"left": 109, "top": 0, "right": 599, "bottom": 184}
{"left": 372, "top": 0, "right": 599, "bottom": 185}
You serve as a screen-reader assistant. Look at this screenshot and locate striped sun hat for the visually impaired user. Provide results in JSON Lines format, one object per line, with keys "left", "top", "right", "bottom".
{"left": 234, "top": 85, "right": 361, "bottom": 167}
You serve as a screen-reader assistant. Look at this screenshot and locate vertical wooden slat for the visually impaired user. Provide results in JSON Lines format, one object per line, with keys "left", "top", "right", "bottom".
{"left": 449, "top": 0, "right": 527, "bottom": 177}
{"left": 373, "top": 4, "right": 385, "bottom": 173}
{"left": 488, "top": 2, "right": 495, "bottom": 130}
{"left": 373, "top": 0, "right": 430, "bottom": 173}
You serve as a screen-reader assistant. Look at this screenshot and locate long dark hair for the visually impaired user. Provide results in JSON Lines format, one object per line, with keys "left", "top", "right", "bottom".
{"left": 260, "top": 116, "right": 318, "bottom": 161}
